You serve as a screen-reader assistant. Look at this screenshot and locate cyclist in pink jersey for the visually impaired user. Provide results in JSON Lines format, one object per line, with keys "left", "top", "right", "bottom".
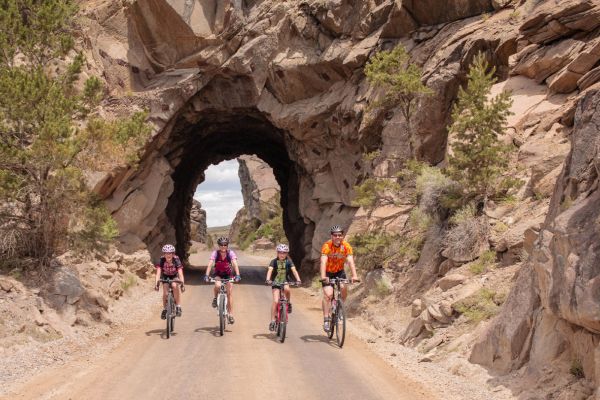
{"left": 204, "top": 237, "right": 241, "bottom": 324}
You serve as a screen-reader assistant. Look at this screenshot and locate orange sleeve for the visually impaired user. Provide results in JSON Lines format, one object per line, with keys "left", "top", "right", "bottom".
{"left": 321, "top": 242, "right": 330, "bottom": 255}
{"left": 345, "top": 242, "right": 353, "bottom": 255}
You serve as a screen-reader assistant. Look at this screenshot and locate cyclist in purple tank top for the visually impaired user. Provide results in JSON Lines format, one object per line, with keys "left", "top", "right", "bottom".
{"left": 204, "top": 237, "right": 241, "bottom": 324}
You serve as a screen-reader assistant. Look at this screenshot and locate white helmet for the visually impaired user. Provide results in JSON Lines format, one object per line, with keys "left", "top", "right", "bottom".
{"left": 162, "top": 244, "right": 176, "bottom": 253}
{"left": 276, "top": 243, "right": 289, "bottom": 252}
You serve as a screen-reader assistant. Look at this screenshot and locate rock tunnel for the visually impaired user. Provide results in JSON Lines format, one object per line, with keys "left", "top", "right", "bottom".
{"left": 160, "top": 109, "right": 306, "bottom": 266}
{"left": 95, "top": 0, "right": 493, "bottom": 270}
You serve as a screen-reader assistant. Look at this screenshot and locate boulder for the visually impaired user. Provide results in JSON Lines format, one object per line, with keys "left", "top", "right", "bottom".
{"left": 44, "top": 267, "right": 85, "bottom": 311}
{"left": 438, "top": 274, "right": 467, "bottom": 291}
{"left": 411, "top": 298, "right": 425, "bottom": 318}
{"left": 252, "top": 237, "right": 274, "bottom": 251}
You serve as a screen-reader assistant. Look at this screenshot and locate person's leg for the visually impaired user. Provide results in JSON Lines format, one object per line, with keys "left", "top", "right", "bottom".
{"left": 271, "top": 288, "right": 280, "bottom": 320}
{"left": 322, "top": 285, "right": 333, "bottom": 317}
{"left": 227, "top": 281, "right": 235, "bottom": 323}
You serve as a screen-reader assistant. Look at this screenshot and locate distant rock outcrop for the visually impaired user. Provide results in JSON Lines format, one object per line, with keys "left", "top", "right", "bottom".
{"left": 190, "top": 199, "right": 207, "bottom": 243}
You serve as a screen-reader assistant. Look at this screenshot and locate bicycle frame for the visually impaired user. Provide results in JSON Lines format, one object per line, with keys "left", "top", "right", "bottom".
{"left": 159, "top": 278, "right": 182, "bottom": 339}
{"left": 324, "top": 277, "right": 353, "bottom": 348}
{"left": 208, "top": 277, "right": 235, "bottom": 336}
{"left": 270, "top": 281, "right": 298, "bottom": 343}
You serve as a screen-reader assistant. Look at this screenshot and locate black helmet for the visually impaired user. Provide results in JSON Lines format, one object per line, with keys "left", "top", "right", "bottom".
{"left": 330, "top": 225, "right": 344, "bottom": 234}
{"left": 217, "top": 236, "right": 229, "bottom": 245}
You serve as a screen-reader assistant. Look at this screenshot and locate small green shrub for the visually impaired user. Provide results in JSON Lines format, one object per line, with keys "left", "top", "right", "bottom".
{"left": 121, "top": 274, "right": 137, "bottom": 292}
{"left": 374, "top": 278, "right": 393, "bottom": 297}
{"left": 352, "top": 177, "right": 401, "bottom": 208}
{"left": 570, "top": 359, "right": 585, "bottom": 379}
{"left": 469, "top": 250, "right": 497, "bottom": 275}
{"left": 455, "top": 288, "right": 502, "bottom": 323}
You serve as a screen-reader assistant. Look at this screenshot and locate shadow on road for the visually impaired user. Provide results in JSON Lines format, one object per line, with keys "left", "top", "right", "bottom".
{"left": 195, "top": 326, "right": 229, "bottom": 337}
{"left": 299, "top": 334, "right": 339, "bottom": 348}
{"left": 252, "top": 333, "right": 279, "bottom": 343}
{"left": 145, "top": 329, "right": 175, "bottom": 339}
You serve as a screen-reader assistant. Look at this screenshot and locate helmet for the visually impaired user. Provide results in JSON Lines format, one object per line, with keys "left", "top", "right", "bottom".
{"left": 330, "top": 225, "right": 344, "bottom": 234}
{"left": 162, "top": 244, "right": 176, "bottom": 253}
{"left": 217, "top": 237, "right": 229, "bottom": 246}
{"left": 276, "top": 243, "right": 289, "bottom": 252}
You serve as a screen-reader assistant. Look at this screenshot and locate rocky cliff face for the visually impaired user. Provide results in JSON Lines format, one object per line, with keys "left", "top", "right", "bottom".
{"left": 228, "top": 155, "right": 279, "bottom": 243}
{"left": 190, "top": 199, "right": 207, "bottom": 242}
{"left": 79, "top": 1, "right": 600, "bottom": 396}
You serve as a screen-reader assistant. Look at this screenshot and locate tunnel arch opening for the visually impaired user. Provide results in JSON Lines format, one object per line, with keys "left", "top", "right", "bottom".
{"left": 147, "top": 109, "right": 310, "bottom": 269}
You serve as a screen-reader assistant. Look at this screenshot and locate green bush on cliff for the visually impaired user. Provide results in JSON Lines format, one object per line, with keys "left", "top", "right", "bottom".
{"left": 0, "top": 1, "right": 151, "bottom": 266}
{"left": 446, "top": 53, "right": 519, "bottom": 204}
{"left": 365, "top": 44, "right": 432, "bottom": 157}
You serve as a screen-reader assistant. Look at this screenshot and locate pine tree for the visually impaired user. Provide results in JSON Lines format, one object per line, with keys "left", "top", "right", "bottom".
{"left": 0, "top": 0, "right": 150, "bottom": 267}
{"left": 446, "top": 52, "right": 516, "bottom": 205}
{"left": 364, "top": 45, "right": 432, "bottom": 158}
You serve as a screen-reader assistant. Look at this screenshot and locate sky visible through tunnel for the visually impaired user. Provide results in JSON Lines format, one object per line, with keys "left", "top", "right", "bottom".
{"left": 194, "top": 160, "right": 243, "bottom": 227}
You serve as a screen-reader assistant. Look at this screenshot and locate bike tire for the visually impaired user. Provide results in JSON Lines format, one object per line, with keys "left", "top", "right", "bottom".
{"left": 171, "top": 302, "right": 176, "bottom": 333}
{"left": 218, "top": 295, "right": 225, "bottom": 336}
{"left": 327, "top": 299, "right": 336, "bottom": 339}
{"left": 279, "top": 303, "right": 287, "bottom": 343}
{"left": 335, "top": 300, "right": 346, "bottom": 348}
{"left": 166, "top": 294, "right": 173, "bottom": 339}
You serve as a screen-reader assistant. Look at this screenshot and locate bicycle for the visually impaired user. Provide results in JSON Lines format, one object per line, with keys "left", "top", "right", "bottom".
{"left": 321, "top": 277, "right": 358, "bottom": 348}
{"left": 207, "top": 277, "right": 236, "bottom": 336}
{"left": 266, "top": 281, "right": 299, "bottom": 343}
{"left": 157, "top": 277, "right": 183, "bottom": 339}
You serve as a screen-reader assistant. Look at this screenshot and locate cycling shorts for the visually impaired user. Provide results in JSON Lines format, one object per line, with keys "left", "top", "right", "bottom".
{"left": 321, "top": 270, "right": 347, "bottom": 287}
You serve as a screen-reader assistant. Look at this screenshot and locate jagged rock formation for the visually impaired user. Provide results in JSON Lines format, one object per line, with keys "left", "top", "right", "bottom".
{"left": 229, "top": 155, "right": 279, "bottom": 244}
{"left": 78, "top": 1, "right": 600, "bottom": 396}
{"left": 190, "top": 199, "right": 207, "bottom": 242}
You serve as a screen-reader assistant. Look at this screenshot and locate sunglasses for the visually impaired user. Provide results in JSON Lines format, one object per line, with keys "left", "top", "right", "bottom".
{"left": 219, "top": 244, "right": 228, "bottom": 247}
{"left": 332, "top": 234, "right": 343, "bottom": 237}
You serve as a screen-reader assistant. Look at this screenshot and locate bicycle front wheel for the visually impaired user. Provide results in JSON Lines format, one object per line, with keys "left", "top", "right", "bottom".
{"left": 279, "top": 303, "right": 287, "bottom": 343}
{"left": 218, "top": 295, "right": 225, "bottom": 336}
{"left": 336, "top": 300, "right": 346, "bottom": 348}
{"left": 327, "top": 300, "right": 336, "bottom": 339}
{"left": 166, "top": 294, "right": 174, "bottom": 339}
{"left": 170, "top": 301, "right": 176, "bottom": 333}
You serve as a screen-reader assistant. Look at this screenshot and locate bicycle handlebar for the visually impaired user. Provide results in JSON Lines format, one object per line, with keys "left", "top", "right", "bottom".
{"left": 158, "top": 278, "right": 183, "bottom": 284}
{"left": 266, "top": 281, "right": 300, "bottom": 286}
{"left": 320, "top": 278, "right": 360, "bottom": 284}
{"left": 207, "top": 277, "right": 236, "bottom": 283}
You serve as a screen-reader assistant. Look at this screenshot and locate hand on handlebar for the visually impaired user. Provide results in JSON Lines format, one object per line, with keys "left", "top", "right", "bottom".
{"left": 352, "top": 277, "right": 361, "bottom": 283}
{"left": 320, "top": 277, "right": 329, "bottom": 284}
{"left": 155, "top": 282, "right": 160, "bottom": 291}
{"left": 204, "top": 275, "right": 210, "bottom": 283}
{"left": 234, "top": 275, "right": 241, "bottom": 283}
{"left": 265, "top": 279, "right": 272, "bottom": 285}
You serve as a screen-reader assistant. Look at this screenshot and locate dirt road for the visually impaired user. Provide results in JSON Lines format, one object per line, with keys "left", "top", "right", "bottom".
{"left": 3, "top": 250, "right": 435, "bottom": 400}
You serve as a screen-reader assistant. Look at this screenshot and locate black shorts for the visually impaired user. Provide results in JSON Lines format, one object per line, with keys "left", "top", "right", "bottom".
{"left": 271, "top": 281, "right": 290, "bottom": 289}
{"left": 322, "top": 270, "right": 347, "bottom": 287}
{"left": 160, "top": 274, "right": 178, "bottom": 282}
{"left": 213, "top": 272, "right": 232, "bottom": 280}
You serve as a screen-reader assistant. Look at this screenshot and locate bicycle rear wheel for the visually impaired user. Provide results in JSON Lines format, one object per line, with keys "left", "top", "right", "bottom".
{"left": 335, "top": 300, "right": 346, "bottom": 348}
{"left": 218, "top": 295, "right": 225, "bottom": 336}
{"left": 166, "top": 294, "right": 173, "bottom": 339}
{"left": 279, "top": 303, "right": 287, "bottom": 343}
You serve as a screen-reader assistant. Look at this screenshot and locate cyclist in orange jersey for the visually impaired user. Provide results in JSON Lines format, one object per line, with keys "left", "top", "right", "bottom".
{"left": 320, "top": 225, "right": 358, "bottom": 332}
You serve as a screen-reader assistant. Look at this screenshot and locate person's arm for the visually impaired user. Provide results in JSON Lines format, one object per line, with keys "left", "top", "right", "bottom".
{"left": 232, "top": 258, "right": 240, "bottom": 277}
{"left": 320, "top": 254, "right": 328, "bottom": 281}
{"left": 291, "top": 266, "right": 301, "bottom": 283}
{"left": 178, "top": 267, "right": 184, "bottom": 285}
{"left": 266, "top": 266, "right": 273, "bottom": 282}
{"left": 154, "top": 267, "right": 160, "bottom": 290}
{"left": 347, "top": 255, "right": 358, "bottom": 281}
{"left": 205, "top": 259, "right": 214, "bottom": 277}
